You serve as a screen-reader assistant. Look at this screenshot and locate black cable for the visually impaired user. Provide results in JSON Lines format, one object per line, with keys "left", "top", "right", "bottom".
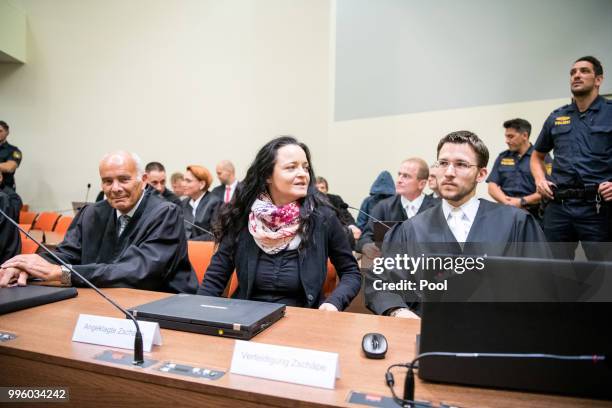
{"left": 385, "top": 352, "right": 606, "bottom": 407}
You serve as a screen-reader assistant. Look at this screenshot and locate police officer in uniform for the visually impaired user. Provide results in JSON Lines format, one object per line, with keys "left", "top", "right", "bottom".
{"left": 0, "top": 121, "right": 22, "bottom": 191}
{"left": 531, "top": 56, "right": 612, "bottom": 260}
{"left": 487, "top": 118, "right": 552, "bottom": 225}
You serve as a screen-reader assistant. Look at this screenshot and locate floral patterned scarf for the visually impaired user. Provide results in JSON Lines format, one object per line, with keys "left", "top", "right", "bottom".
{"left": 248, "top": 193, "right": 301, "bottom": 254}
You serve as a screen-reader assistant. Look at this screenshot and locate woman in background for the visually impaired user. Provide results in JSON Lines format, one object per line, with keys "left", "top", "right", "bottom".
{"left": 198, "top": 136, "right": 361, "bottom": 310}
{"left": 181, "top": 165, "right": 221, "bottom": 241}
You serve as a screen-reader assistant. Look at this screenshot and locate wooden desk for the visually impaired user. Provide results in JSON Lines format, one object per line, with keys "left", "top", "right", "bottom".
{"left": 0, "top": 289, "right": 607, "bottom": 407}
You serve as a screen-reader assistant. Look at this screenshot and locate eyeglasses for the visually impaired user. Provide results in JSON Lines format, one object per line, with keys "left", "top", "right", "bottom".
{"left": 434, "top": 160, "right": 479, "bottom": 172}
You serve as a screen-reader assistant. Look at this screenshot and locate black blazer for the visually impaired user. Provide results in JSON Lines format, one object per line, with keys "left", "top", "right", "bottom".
{"left": 211, "top": 181, "right": 242, "bottom": 202}
{"left": 356, "top": 194, "right": 438, "bottom": 251}
{"left": 181, "top": 192, "right": 221, "bottom": 241}
{"left": 198, "top": 206, "right": 361, "bottom": 310}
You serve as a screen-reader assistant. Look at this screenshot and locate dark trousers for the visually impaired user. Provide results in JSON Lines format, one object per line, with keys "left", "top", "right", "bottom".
{"left": 543, "top": 200, "right": 610, "bottom": 261}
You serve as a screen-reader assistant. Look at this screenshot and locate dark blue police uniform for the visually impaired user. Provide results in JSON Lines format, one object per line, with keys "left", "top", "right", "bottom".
{"left": 534, "top": 95, "right": 612, "bottom": 260}
{"left": 487, "top": 145, "right": 552, "bottom": 222}
{"left": 0, "top": 141, "right": 22, "bottom": 191}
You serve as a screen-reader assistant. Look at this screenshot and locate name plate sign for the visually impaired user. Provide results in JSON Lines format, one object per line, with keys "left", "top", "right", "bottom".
{"left": 230, "top": 340, "right": 340, "bottom": 389}
{"left": 72, "top": 314, "right": 162, "bottom": 352}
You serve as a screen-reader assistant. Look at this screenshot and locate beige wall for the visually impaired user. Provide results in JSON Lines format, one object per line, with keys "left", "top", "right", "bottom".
{"left": 0, "top": 0, "right": 572, "bottom": 215}
{"left": 0, "top": 0, "right": 331, "bottom": 211}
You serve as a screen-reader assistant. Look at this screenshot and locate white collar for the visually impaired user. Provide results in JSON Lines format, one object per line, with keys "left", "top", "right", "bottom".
{"left": 115, "top": 188, "right": 145, "bottom": 219}
{"left": 189, "top": 191, "right": 206, "bottom": 209}
{"left": 442, "top": 195, "right": 480, "bottom": 222}
{"left": 400, "top": 193, "right": 425, "bottom": 210}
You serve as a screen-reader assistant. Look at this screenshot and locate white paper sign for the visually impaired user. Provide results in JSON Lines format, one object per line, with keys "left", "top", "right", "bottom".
{"left": 72, "top": 314, "right": 162, "bottom": 352}
{"left": 230, "top": 340, "right": 340, "bottom": 389}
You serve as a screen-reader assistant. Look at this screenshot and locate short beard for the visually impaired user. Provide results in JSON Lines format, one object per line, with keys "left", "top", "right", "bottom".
{"left": 571, "top": 86, "right": 593, "bottom": 97}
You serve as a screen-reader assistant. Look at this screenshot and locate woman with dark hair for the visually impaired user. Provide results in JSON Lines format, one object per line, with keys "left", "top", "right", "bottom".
{"left": 198, "top": 136, "right": 361, "bottom": 310}
{"left": 181, "top": 165, "right": 221, "bottom": 241}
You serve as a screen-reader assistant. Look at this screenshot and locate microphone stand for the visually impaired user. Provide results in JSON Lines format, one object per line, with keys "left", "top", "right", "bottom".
{"left": 183, "top": 219, "right": 214, "bottom": 238}
{"left": 1, "top": 208, "right": 145, "bottom": 365}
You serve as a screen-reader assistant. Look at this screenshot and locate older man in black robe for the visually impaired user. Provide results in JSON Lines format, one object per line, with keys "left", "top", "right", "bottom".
{"left": 0, "top": 151, "right": 198, "bottom": 293}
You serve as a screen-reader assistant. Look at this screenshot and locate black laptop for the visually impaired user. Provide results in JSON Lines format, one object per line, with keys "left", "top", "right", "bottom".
{"left": 128, "top": 294, "right": 286, "bottom": 339}
{"left": 0, "top": 285, "right": 78, "bottom": 315}
{"left": 417, "top": 257, "right": 612, "bottom": 400}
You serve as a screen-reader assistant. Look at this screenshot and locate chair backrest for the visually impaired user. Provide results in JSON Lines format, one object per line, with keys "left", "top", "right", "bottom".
{"left": 18, "top": 223, "right": 32, "bottom": 233}
{"left": 322, "top": 259, "right": 338, "bottom": 299}
{"left": 32, "top": 212, "right": 61, "bottom": 232}
{"left": 226, "top": 271, "right": 239, "bottom": 298}
{"left": 187, "top": 241, "right": 215, "bottom": 285}
{"left": 21, "top": 204, "right": 29, "bottom": 212}
{"left": 20, "top": 234, "right": 39, "bottom": 254}
{"left": 54, "top": 216, "right": 74, "bottom": 235}
{"left": 19, "top": 211, "right": 37, "bottom": 225}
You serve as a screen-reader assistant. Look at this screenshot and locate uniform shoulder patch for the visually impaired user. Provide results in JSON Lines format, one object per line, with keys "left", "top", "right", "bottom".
{"left": 545, "top": 163, "right": 552, "bottom": 176}
{"left": 12, "top": 151, "right": 21, "bottom": 160}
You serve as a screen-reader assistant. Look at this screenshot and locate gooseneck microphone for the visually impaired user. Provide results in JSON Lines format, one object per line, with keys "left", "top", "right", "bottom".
{"left": 85, "top": 183, "right": 91, "bottom": 202}
{"left": 183, "top": 219, "right": 214, "bottom": 238}
{"left": 0, "top": 208, "right": 145, "bottom": 366}
{"left": 344, "top": 204, "right": 391, "bottom": 229}
{"left": 386, "top": 352, "right": 606, "bottom": 407}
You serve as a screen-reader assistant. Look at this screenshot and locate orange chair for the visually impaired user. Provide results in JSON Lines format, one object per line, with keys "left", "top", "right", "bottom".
{"left": 21, "top": 204, "right": 29, "bottom": 212}
{"left": 32, "top": 212, "right": 61, "bottom": 232}
{"left": 18, "top": 223, "right": 32, "bottom": 233}
{"left": 322, "top": 259, "right": 338, "bottom": 298}
{"left": 20, "top": 234, "right": 39, "bottom": 254}
{"left": 19, "top": 211, "right": 37, "bottom": 225}
{"left": 54, "top": 216, "right": 74, "bottom": 235}
{"left": 187, "top": 241, "right": 216, "bottom": 284}
{"left": 227, "top": 272, "right": 239, "bottom": 298}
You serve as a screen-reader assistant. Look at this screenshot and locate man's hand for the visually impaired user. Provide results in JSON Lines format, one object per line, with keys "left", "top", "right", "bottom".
{"left": 599, "top": 182, "right": 612, "bottom": 202}
{"left": 1, "top": 255, "right": 62, "bottom": 282}
{"left": 362, "top": 243, "right": 381, "bottom": 259}
{"left": 535, "top": 178, "right": 555, "bottom": 200}
{"left": 348, "top": 225, "right": 362, "bottom": 240}
{"left": 506, "top": 197, "right": 522, "bottom": 208}
{"left": 0, "top": 267, "right": 29, "bottom": 287}
{"left": 318, "top": 303, "right": 339, "bottom": 312}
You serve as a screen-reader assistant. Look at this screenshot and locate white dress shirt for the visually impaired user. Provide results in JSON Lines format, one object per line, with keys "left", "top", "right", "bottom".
{"left": 441, "top": 196, "right": 480, "bottom": 243}
{"left": 189, "top": 192, "right": 205, "bottom": 218}
{"left": 401, "top": 193, "right": 426, "bottom": 219}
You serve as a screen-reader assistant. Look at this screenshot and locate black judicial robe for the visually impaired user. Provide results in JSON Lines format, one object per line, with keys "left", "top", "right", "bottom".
{"left": 356, "top": 194, "right": 438, "bottom": 252}
{"left": 181, "top": 192, "right": 221, "bottom": 241}
{"left": 0, "top": 185, "right": 22, "bottom": 222}
{"left": 0, "top": 191, "right": 20, "bottom": 263}
{"left": 41, "top": 188, "right": 198, "bottom": 293}
{"left": 365, "top": 199, "right": 550, "bottom": 315}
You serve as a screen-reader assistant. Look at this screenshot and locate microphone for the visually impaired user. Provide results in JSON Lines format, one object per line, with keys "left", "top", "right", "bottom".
{"left": 0, "top": 208, "right": 145, "bottom": 366}
{"left": 345, "top": 204, "right": 391, "bottom": 229}
{"left": 386, "top": 351, "right": 607, "bottom": 407}
{"left": 183, "top": 219, "right": 214, "bottom": 238}
{"left": 85, "top": 183, "right": 91, "bottom": 202}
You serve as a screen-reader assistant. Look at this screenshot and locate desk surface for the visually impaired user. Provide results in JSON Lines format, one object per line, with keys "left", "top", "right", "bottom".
{"left": 0, "top": 289, "right": 608, "bottom": 407}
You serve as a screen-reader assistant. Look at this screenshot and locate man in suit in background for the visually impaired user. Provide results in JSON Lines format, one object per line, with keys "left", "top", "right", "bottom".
{"left": 366, "top": 131, "right": 547, "bottom": 318}
{"left": 357, "top": 157, "right": 438, "bottom": 259}
{"left": 0, "top": 151, "right": 198, "bottom": 292}
{"left": 145, "top": 161, "right": 182, "bottom": 205}
{"left": 211, "top": 160, "right": 240, "bottom": 204}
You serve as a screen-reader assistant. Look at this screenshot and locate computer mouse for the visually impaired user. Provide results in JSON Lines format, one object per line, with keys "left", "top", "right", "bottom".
{"left": 362, "top": 332, "right": 388, "bottom": 359}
